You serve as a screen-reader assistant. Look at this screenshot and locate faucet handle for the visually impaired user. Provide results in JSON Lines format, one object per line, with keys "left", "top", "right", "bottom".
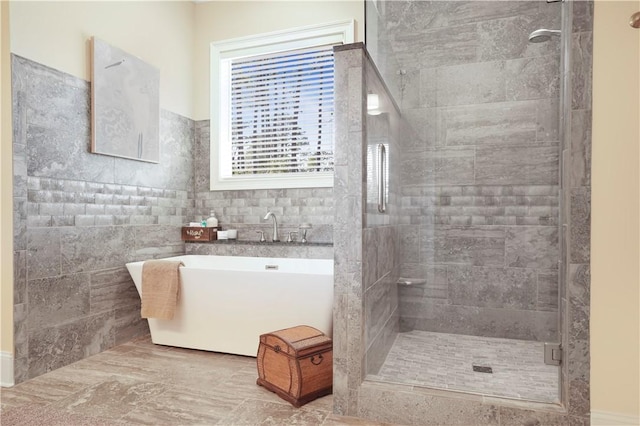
{"left": 287, "top": 231, "right": 298, "bottom": 243}
{"left": 256, "top": 230, "right": 266, "bottom": 242}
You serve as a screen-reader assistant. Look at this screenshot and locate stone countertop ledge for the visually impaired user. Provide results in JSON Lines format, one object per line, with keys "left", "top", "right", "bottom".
{"left": 185, "top": 239, "right": 333, "bottom": 247}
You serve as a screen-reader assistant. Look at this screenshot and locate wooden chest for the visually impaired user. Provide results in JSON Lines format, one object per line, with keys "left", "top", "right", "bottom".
{"left": 256, "top": 325, "right": 333, "bottom": 407}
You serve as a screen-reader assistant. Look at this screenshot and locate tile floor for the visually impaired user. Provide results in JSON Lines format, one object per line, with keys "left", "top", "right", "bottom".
{"left": 0, "top": 336, "right": 391, "bottom": 426}
{"left": 367, "top": 331, "right": 560, "bottom": 404}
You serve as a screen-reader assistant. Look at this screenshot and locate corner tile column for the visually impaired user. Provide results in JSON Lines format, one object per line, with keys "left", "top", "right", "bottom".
{"left": 332, "top": 44, "right": 366, "bottom": 416}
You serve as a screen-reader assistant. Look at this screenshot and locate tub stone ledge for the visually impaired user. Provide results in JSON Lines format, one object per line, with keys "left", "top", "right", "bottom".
{"left": 185, "top": 240, "right": 333, "bottom": 259}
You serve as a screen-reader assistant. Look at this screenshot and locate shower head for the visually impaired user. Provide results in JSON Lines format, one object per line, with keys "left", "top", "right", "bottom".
{"left": 528, "top": 29, "right": 561, "bottom": 43}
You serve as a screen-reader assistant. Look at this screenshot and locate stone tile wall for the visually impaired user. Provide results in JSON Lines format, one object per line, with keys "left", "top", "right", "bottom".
{"left": 332, "top": 45, "right": 367, "bottom": 415}
{"left": 561, "top": 0, "right": 593, "bottom": 421}
{"left": 371, "top": 0, "right": 563, "bottom": 342}
{"left": 192, "top": 121, "right": 334, "bottom": 244}
{"left": 11, "top": 53, "right": 336, "bottom": 384}
{"left": 12, "top": 55, "right": 193, "bottom": 383}
{"left": 362, "top": 58, "right": 403, "bottom": 376}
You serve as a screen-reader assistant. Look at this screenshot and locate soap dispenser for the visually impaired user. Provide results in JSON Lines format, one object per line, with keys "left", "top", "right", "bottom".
{"left": 205, "top": 211, "right": 218, "bottom": 228}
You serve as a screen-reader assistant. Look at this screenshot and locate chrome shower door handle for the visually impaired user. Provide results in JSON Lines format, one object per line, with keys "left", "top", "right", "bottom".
{"left": 377, "top": 143, "right": 387, "bottom": 213}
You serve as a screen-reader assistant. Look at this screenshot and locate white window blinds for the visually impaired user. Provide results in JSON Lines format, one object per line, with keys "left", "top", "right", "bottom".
{"left": 224, "top": 45, "right": 335, "bottom": 177}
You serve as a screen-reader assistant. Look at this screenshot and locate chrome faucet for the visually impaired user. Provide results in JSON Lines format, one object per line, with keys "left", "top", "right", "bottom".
{"left": 263, "top": 211, "right": 280, "bottom": 242}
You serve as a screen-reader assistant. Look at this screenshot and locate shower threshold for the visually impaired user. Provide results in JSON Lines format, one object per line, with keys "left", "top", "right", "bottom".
{"left": 366, "top": 330, "right": 560, "bottom": 404}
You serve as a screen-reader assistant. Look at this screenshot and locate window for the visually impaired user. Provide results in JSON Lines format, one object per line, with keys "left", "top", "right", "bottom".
{"left": 210, "top": 21, "right": 354, "bottom": 190}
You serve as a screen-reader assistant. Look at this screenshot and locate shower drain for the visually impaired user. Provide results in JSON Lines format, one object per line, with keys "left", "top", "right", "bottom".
{"left": 472, "top": 365, "right": 493, "bottom": 374}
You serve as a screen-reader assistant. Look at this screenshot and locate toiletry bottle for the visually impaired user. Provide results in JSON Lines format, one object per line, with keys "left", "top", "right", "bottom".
{"left": 206, "top": 211, "right": 218, "bottom": 228}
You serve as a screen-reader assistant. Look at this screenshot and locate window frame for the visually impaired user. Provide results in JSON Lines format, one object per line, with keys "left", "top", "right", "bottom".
{"left": 210, "top": 20, "right": 355, "bottom": 191}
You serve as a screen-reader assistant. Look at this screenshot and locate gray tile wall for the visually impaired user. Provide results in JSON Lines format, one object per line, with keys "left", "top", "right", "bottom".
{"left": 561, "top": 1, "right": 592, "bottom": 421}
{"left": 192, "top": 121, "right": 334, "bottom": 244}
{"left": 362, "top": 58, "right": 403, "bottom": 377}
{"left": 12, "top": 55, "right": 193, "bottom": 382}
{"left": 372, "top": 0, "right": 563, "bottom": 342}
{"left": 11, "top": 53, "right": 337, "bottom": 384}
{"left": 332, "top": 44, "right": 370, "bottom": 415}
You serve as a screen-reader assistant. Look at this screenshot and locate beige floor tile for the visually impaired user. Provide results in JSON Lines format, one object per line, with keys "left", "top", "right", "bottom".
{"left": 216, "top": 399, "right": 328, "bottom": 425}
{"left": 52, "top": 377, "right": 167, "bottom": 421}
{"left": 121, "top": 387, "right": 245, "bottom": 425}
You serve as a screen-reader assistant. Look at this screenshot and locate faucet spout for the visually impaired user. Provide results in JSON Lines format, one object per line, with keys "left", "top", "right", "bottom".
{"left": 263, "top": 211, "right": 279, "bottom": 242}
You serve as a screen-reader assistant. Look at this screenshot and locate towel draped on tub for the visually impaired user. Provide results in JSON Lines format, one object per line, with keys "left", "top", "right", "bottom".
{"left": 141, "top": 260, "right": 184, "bottom": 320}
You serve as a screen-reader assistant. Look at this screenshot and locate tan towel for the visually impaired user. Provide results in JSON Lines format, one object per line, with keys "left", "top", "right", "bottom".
{"left": 141, "top": 260, "right": 184, "bottom": 320}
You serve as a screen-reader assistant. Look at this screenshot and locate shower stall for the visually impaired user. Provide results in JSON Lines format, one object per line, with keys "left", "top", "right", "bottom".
{"left": 333, "top": 0, "right": 592, "bottom": 422}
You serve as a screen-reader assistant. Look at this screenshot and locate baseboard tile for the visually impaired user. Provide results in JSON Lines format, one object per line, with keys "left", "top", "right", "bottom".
{"left": 0, "top": 351, "right": 14, "bottom": 387}
{"left": 592, "top": 410, "right": 640, "bottom": 425}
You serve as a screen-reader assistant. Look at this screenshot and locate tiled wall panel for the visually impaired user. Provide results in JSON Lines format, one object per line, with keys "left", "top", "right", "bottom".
{"left": 12, "top": 55, "right": 192, "bottom": 382}
{"left": 372, "top": 0, "right": 564, "bottom": 342}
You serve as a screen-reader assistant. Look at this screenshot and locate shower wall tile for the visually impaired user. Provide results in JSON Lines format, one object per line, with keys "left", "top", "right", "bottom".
{"left": 401, "top": 149, "right": 475, "bottom": 185}
{"left": 365, "top": 308, "right": 398, "bottom": 376}
{"left": 433, "top": 226, "right": 506, "bottom": 266}
{"left": 364, "top": 273, "right": 396, "bottom": 348}
{"left": 391, "top": 24, "right": 478, "bottom": 71}
{"left": 537, "top": 98, "right": 560, "bottom": 142}
{"left": 398, "top": 225, "right": 420, "bottom": 263}
{"left": 446, "top": 1, "right": 549, "bottom": 28}
{"left": 505, "top": 226, "right": 559, "bottom": 270}
{"left": 477, "top": 11, "right": 561, "bottom": 62}
{"left": 435, "top": 100, "right": 539, "bottom": 147}
{"left": 358, "top": 0, "right": 590, "bottom": 421}
{"left": 401, "top": 301, "right": 557, "bottom": 341}
{"left": 475, "top": 145, "right": 558, "bottom": 185}
{"left": 363, "top": 229, "right": 378, "bottom": 290}
{"left": 435, "top": 61, "right": 505, "bottom": 106}
{"left": 380, "top": 1, "right": 453, "bottom": 34}
{"left": 537, "top": 270, "right": 559, "bottom": 311}
{"left": 505, "top": 54, "right": 560, "bottom": 101}
{"left": 447, "top": 265, "right": 537, "bottom": 310}
{"left": 402, "top": 108, "right": 437, "bottom": 151}
{"left": 398, "top": 264, "right": 449, "bottom": 303}
{"left": 417, "top": 265, "right": 448, "bottom": 299}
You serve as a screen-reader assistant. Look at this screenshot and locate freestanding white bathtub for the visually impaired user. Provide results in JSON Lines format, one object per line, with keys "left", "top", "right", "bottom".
{"left": 125, "top": 255, "right": 333, "bottom": 357}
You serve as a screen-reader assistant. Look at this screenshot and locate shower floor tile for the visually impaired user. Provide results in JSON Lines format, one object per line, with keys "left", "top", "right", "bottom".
{"left": 367, "top": 330, "right": 559, "bottom": 404}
